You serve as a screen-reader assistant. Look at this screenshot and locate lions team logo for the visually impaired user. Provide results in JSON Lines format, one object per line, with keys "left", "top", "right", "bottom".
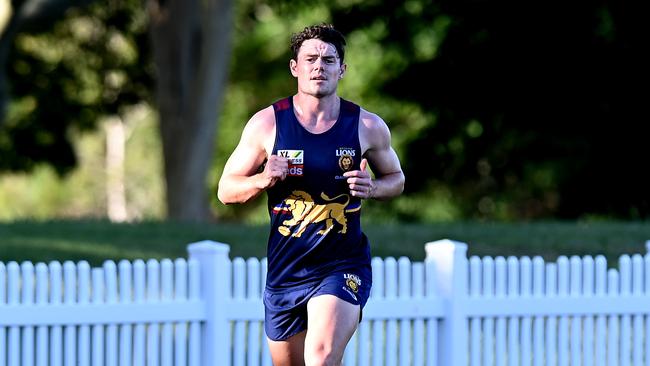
{"left": 338, "top": 154, "right": 354, "bottom": 172}
{"left": 276, "top": 191, "right": 350, "bottom": 237}
{"left": 344, "top": 273, "right": 361, "bottom": 293}
{"left": 336, "top": 148, "right": 356, "bottom": 172}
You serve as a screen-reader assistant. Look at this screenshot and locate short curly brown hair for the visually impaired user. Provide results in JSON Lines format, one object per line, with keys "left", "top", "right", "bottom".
{"left": 290, "top": 24, "right": 347, "bottom": 64}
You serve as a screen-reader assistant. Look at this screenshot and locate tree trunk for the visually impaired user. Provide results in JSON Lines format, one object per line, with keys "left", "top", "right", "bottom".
{"left": 105, "top": 116, "right": 128, "bottom": 222}
{"left": 148, "top": 0, "right": 233, "bottom": 221}
{"left": 0, "top": 1, "right": 19, "bottom": 120}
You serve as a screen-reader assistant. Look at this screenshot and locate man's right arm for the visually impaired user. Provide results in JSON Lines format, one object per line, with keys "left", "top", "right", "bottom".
{"left": 217, "top": 107, "right": 288, "bottom": 204}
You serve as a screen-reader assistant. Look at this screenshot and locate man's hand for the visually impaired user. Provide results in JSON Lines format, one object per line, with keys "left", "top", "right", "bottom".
{"left": 343, "top": 158, "right": 375, "bottom": 199}
{"left": 258, "top": 155, "right": 289, "bottom": 189}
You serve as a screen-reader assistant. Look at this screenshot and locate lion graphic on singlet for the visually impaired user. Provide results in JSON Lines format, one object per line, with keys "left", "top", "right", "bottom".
{"left": 278, "top": 190, "right": 350, "bottom": 238}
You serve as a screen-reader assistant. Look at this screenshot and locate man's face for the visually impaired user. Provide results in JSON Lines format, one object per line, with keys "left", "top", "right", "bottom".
{"left": 290, "top": 39, "right": 346, "bottom": 98}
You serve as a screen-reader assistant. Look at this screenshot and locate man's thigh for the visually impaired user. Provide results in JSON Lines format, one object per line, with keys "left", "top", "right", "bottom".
{"left": 304, "top": 294, "right": 360, "bottom": 365}
{"left": 267, "top": 330, "right": 307, "bottom": 366}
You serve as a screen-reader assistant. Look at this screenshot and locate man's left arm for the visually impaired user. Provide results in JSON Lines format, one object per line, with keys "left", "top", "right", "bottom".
{"left": 343, "top": 112, "right": 405, "bottom": 200}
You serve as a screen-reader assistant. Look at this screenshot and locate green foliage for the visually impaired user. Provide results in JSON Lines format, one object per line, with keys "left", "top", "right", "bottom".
{"left": 1, "top": 0, "right": 647, "bottom": 223}
{"left": 212, "top": 0, "right": 458, "bottom": 223}
{"left": 375, "top": 1, "right": 648, "bottom": 219}
{"left": 0, "top": 0, "right": 162, "bottom": 222}
{"left": 1, "top": 0, "right": 152, "bottom": 174}
{"left": 0, "top": 106, "right": 164, "bottom": 220}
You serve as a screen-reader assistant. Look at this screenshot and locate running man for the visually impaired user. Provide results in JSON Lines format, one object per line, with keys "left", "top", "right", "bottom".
{"left": 218, "top": 23, "right": 404, "bottom": 366}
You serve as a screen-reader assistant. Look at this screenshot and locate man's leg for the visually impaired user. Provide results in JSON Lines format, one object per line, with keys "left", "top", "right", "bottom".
{"left": 304, "top": 295, "right": 360, "bottom": 366}
{"left": 267, "top": 330, "right": 307, "bottom": 366}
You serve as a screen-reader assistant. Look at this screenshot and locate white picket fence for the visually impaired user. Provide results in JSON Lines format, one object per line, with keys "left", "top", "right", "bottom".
{"left": 1, "top": 239, "right": 650, "bottom": 365}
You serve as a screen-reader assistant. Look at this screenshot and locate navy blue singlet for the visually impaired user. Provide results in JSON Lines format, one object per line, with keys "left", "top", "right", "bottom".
{"left": 265, "top": 96, "right": 372, "bottom": 291}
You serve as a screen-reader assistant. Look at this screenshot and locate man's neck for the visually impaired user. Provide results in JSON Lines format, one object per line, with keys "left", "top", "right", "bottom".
{"left": 293, "top": 93, "right": 340, "bottom": 127}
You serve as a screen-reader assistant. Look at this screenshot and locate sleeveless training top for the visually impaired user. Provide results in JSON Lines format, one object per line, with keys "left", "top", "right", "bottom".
{"left": 265, "top": 96, "right": 372, "bottom": 291}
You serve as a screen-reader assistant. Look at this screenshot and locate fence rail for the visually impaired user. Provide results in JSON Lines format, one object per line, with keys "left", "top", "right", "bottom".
{"left": 1, "top": 239, "right": 650, "bottom": 365}
{"left": 0, "top": 257, "right": 205, "bottom": 366}
{"left": 458, "top": 250, "right": 650, "bottom": 366}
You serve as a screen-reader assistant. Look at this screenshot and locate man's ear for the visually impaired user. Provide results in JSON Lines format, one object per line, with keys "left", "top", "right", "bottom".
{"left": 339, "top": 63, "right": 347, "bottom": 79}
{"left": 290, "top": 59, "right": 298, "bottom": 77}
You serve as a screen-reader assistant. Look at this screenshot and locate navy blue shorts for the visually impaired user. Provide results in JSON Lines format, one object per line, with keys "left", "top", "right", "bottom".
{"left": 263, "top": 271, "right": 372, "bottom": 341}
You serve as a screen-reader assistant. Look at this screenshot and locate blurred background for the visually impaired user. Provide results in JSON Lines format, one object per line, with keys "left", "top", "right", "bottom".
{"left": 1, "top": 0, "right": 648, "bottom": 263}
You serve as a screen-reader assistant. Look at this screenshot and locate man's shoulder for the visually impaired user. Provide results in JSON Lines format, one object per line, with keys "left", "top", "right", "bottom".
{"left": 252, "top": 104, "right": 276, "bottom": 119}
{"left": 357, "top": 106, "right": 391, "bottom": 151}
{"left": 245, "top": 105, "right": 276, "bottom": 135}
{"left": 271, "top": 97, "right": 292, "bottom": 112}
{"left": 250, "top": 96, "right": 293, "bottom": 124}
{"left": 358, "top": 107, "right": 388, "bottom": 131}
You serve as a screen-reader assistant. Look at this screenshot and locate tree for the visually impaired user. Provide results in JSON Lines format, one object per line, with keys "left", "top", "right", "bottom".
{"left": 1, "top": 0, "right": 235, "bottom": 222}
{"left": 216, "top": 0, "right": 649, "bottom": 221}
{"left": 1, "top": 0, "right": 151, "bottom": 174}
{"left": 1, "top": 0, "right": 98, "bottom": 173}
{"left": 372, "top": 1, "right": 649, "bottom": 219}
{"left": 286, "top": 0, "right": 645, "bottom": 220}
{"left": 147, "top": 0, "right": 234, "bottom": 221}
{"left": 4, "top": 0, "right": 647, "bottom": 222}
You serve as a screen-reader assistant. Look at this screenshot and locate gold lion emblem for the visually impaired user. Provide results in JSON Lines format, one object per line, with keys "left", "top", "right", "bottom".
{"left": 344, "top": 273, "right": 361, "bottom": 293}
{"left": 338, "top": 154, "right": 354, "bottom": 172}
{"left": 346, "top": 279, "right": 359, "bottom": 293}
{"left": 278, "top": 190, "right": 350, "bottom": 237}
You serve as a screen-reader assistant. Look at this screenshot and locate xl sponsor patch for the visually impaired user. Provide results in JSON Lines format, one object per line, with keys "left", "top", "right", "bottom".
{"left": 278, "top": 150, "right": 304, "bottom": 176}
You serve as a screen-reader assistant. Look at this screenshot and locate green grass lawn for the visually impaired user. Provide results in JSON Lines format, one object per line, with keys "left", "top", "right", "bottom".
{"left": 1, "top": 220, "right": 650, "bottom": 266}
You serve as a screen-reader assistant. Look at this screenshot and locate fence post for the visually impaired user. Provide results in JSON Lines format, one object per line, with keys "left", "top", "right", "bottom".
{"left": 188, "top": 240, "right": 231, "bottom": 366}
{"left": 425, "top": 239, "right": 468, "bottom": 366}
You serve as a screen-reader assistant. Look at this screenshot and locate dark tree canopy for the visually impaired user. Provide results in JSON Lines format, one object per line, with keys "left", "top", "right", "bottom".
{"left": 0, "top": 0, "right": 152, "bottom": 174}
{"left": 327, "top": 1, "right": 648, "bottom": 219}
{"left": 2, "top": 0, "right": 647, "bottom": 221}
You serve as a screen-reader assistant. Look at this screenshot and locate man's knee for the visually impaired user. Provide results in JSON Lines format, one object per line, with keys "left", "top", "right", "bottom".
{"left": 304, "top": 344, "right": 340, "bottom": 366}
